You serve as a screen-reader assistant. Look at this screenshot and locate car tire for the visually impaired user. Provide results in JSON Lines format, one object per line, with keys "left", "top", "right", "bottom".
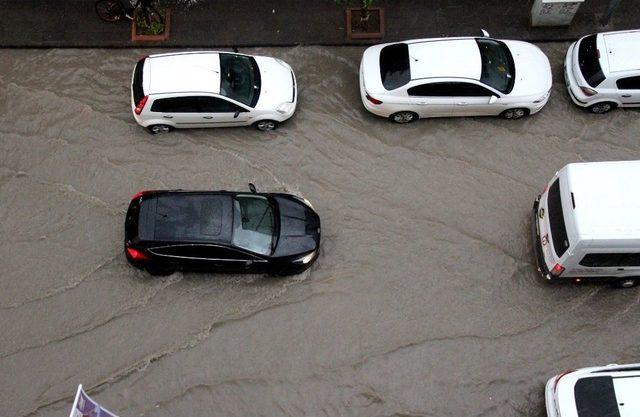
{"left": 145, "top": 264, "right": 176, "bottom": 276}
{"left": 390, "top": 111, "right": 418, "bottom": 124}
{"left": 147, "top": 124, "right": 173, "bottom": 135}
{"left": 254, "top": 120, "right": 278, "bottom": 131}
{"left": 611, "top": 278, "right": 639, "bottom": 289}
{"left": 588, "top": 102, "right": 616, "bottom": 114}
{"left": 500, "top": 108, "right": 529, "bottom": 120}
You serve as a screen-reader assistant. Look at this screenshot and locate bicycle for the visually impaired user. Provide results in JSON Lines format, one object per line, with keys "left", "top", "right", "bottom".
{"left": 95, "top": 0, "right": 163, "bottom": 26}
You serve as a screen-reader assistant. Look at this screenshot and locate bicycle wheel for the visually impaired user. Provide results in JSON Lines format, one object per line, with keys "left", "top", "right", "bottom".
{"left": 95, "top": 0, "right": 125, "bottom": 22}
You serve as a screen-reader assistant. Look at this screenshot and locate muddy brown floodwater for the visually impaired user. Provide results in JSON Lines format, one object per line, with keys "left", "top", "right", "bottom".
{"left": 1, "top": 43, "right": 640, "bottom": 417}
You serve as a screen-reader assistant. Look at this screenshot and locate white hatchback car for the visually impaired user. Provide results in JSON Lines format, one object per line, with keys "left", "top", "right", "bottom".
{"left": 565, "top": 29, "right": 640, "bottom": 114}
{"left": 131, "top": 51, "right": 297, "bottom": 133}
{"left": 359, "top": 34, "right": 552, "bottom": 123}
{"left": 545, "top": 363, "right": 640, "bottom": 417}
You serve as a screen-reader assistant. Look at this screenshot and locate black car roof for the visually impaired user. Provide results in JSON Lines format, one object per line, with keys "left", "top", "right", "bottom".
{"left": 139, "top": 192, "right": 233, "bottom": 243}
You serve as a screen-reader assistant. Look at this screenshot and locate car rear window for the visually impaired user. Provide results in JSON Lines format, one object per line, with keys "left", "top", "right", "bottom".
{"left": 574, "top": 377, "right": 620, "bottom": 417}
{"left": 578, "top": 34, "right": 605, "bottom": 88}
{"left": 379, "top": 43, "right": 410, "bottom": 90}
{"left": 547, "top": 179, "right": 570, "bottom": 258}
{"left": 132, "top": 57, "right": 146, "bottom": 104}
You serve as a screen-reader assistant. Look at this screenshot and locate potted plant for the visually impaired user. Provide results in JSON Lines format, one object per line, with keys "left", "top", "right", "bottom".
{"left": 340, "top": 0, "right": 384, "bottom": 40}
{"left": 131, "top": 5, "right": 171, "bottom": 42}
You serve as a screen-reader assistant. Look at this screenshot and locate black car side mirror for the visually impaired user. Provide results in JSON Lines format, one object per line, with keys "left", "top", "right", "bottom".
{"left": 248, "top": 183, "right": 257, "bottom": 193}
{"left": 233, "top": 111, "right": 240, "bottom": 118}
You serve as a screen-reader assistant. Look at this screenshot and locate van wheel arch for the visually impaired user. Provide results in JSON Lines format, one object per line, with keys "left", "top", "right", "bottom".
{"left": 611, "top": 277, "right": 639, "bottom": 289}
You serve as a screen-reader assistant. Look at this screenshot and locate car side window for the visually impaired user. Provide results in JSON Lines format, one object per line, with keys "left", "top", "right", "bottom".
{"left": 579, "top": 253, "right": 640, "bottom": 267}
{"left": 198, "top": 97, "right": 247, "bottom": 113}
{"left": 616, "top": 76, "right": 640, "bottom": 90}
{"left": 408, "top": 82, "right": 493, "bottom": 97}
{"left": 150, "top": 97, "right": 200, "bottom": 113}
{"left": 152, "top": 245, "right": 224, "bottom": 259}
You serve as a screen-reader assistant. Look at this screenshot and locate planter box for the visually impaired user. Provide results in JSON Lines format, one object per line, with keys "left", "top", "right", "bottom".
{"left": 131, "top": 8, "right": 171, "bottom": 42}
{"left": 346, "top": 7, "right": 384, "bottom": 40}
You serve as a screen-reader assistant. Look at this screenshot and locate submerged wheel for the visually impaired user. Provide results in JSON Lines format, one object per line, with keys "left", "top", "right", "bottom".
{"left": 254, "top": 120, "right": 278, "bottom": 131}
{"left": 147, "top": 124, "right": 173, "bottom": 134}
{"left": 390, "top": 111, "right": 418, "bottom": 124}
{"left": 501, "top": 108, "right": 528, "bottom": 120}
{"left": 612, "top": 278, "right": 639, "bottom": 289}
{"left": 588, "top": 102, "right": 615, "bottom": 114}
{"left": 95, "top": 0, "right": 125, "bottom": 22}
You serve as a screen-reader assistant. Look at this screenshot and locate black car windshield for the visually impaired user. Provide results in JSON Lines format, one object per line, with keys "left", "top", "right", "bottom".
{"left": 232, "top": 195, "right": 276, "bottom": 255}
{"left": 219, "top": 53, "right": 260, "bottom": 107}
{"left": 476, "top": 39, "right": 515, "bottom": 94}
{"left": 578, "top": 34, "right": 605, "bottom": 88}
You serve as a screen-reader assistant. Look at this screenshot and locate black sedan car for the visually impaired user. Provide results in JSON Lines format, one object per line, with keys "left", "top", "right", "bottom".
{"left": 124, "top": 185, "right": 320, "bottom": 275}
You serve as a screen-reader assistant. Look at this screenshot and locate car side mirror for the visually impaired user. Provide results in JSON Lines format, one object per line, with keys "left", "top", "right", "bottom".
{"left": 234, "top": 111, "right": 240, "bottom": 118}
{"left": 481, "top": 29, "right": 490, "bottom": 37}
{"left": 248, "top": 183, "right": 257, "bottom": 193}
{"left": 489, "top": 95, "right": 498, "bottom": 104}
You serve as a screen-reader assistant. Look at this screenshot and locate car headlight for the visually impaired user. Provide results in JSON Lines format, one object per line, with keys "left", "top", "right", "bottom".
{"left": 293, "top": 195, "right": 314, "bottom": 209}
{"left": 274, "top": 58, "right": 292, "bottom": 70}
{"left": 293, "top": 251, "right": 316, "bottom": 264}
{"left": 276, "top": 102, "right": 295, "bottom": 114}
{"left": 533, "top": 89, "right": 551, "bottom": 103}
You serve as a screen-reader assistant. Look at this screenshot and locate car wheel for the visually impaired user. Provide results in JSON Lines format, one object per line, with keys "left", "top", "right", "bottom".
{"left": 501, "top": 108, "right": 528, "bottom": 120}
{"left": 588, "top": 102, "right": 615, "bottom": 114}
{"left": 254, "top": 120, "right": 278, "bottom": 131}
{"left": 147, "top": 124, "right": 173, "bottom": 135}
{"left": 390, "top": 111, "right": 418, "bottom": 124}
{"left": 611, "top": 278, "right": 639, "bottom": 289}
{"left": 145, "top": 264, "right": 176, "bottom": 276}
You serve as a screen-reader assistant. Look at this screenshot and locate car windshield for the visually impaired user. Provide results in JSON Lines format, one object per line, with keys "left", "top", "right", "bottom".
{"left": 379, "top": 43, "right": 410, "bottom": 90}
{"left": 578, "top": 34, "right": 605, "bottom": 88}
{"left": 219, "top": 53, "right": 260, "bottom": 107}
{"left": 476, "top": 39, "right": 515, "bottom": 94}
{"left": 232, "top": 195, "right": 276, "bottom": 255}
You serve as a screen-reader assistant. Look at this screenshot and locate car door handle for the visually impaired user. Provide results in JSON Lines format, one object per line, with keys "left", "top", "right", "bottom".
{"left": 618, "top": 268, "right": 625, "bottom": 271}
{"left": 456, "top": 102, "right": 468, "bottom": 106}
{"left": 162, "top": 115, "right": 173, "bottom": 119}
{"left": 203, "top": 116, "right": 213, "bottom": 119}
{"left": 621, "top": 94, "right": 632, "bottom": 98}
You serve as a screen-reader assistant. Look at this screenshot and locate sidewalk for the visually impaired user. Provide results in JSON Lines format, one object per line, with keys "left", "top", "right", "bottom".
{"left": 0, "top": 0, "right": 638, "bottom": 48}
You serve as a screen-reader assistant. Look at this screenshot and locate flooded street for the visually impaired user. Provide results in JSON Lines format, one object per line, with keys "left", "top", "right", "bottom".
{"left": 2, "top": 43, "right": 640, "bottom": 417}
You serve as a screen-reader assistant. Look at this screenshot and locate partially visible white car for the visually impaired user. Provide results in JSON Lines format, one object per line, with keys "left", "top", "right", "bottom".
{"left": 131, "top": 51, "right": 297, "bottom": 133}
{"left": 565, "top": 29, "right": 640, "bottom": 114}
{"left": 545, "top": 363, "right": 640, "bottom": 417}
{"left": 359, "top": 33, "right": 552, "bottom": 123}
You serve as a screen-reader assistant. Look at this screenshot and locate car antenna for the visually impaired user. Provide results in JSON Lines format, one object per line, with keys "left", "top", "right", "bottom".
{"left": 232, "top": 46, "right": 239, "bottom": 53}
{"left": 248, "top": 183, "right": 257, "bottom": 193}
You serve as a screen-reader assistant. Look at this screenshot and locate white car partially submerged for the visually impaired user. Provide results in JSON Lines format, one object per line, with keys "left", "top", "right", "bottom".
{"left": 359, "top": 33, "right": 552, "bottom": 123}
{"left": 545, "top": 363, "right": 640, "bottom": 417}
{"left": 131, "top": 51, "right": 297, "bottom": 133}
{"left": 565, "top": 29, "right": 640, "bottom": 114}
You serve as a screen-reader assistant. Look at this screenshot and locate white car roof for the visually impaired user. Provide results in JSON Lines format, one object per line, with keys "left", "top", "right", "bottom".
{"left": 601, "top": 30, "right": 640, "bottom": 73}
{"left": 407, "top": 39, "right": 481, "bottom": 81}
{"left": 564, "top": 161, "right": 640, "bottom": 240}
{"left": 147, "top": 52, "right": 221, "bottom": 95}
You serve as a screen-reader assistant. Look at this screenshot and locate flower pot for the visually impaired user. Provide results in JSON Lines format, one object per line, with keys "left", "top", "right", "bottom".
{"left": 131, "top": 8, "right": 171, "bottom": 42}
{"left": 346, "top": 7, "right": 384, "bottom": 40}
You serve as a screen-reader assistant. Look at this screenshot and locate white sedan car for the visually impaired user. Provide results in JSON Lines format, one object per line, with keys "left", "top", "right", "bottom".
{"left": 565, "top": 29, "right": 640, "bottom": 114}
{"left": 131, "top": 51, "right": 297, "bottom": 133}
{"left": 545, "top": 363, "right": 640, "bottom": 417}
{"left": 359, "top": 33, "right": 552, "bottom": 123}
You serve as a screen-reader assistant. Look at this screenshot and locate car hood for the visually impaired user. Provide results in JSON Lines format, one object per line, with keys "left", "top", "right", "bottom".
{"left": 272, "top": 196, "right": 320, "bottom": 258}
{"left": 254, "top": 56, "right": 296, "bottom": 110}
{"left": 504, "top": 40, "right": 552, "bottom": 97}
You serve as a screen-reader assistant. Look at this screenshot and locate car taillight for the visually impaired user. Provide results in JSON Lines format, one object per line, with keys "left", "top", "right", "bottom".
{"left": 551, "top": 263, "right": 565, "bottom": 277}
{"left": 365, "top": 93, "right": 382, "bottom": 105}
{"left": 131, "top": 190, "right": 147, "bottom": 200}
{"left": 126, "top": 247, "right": 149, "bottom": 261}
{"left": 541, "top": 183, "right": 549, "bottom": 195}
{"left": 579, "top": 86, "right": 597, "bottom": 96}
{"left": 134, "top": 95, "right": 148, "bottom": 115}
{"left": 553, "top": 369, "right": 575, "bottom": 392}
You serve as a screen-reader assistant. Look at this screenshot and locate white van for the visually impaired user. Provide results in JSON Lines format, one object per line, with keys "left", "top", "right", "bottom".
{"left": 533, "top": 161, "right": 640, "bottom": 288}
